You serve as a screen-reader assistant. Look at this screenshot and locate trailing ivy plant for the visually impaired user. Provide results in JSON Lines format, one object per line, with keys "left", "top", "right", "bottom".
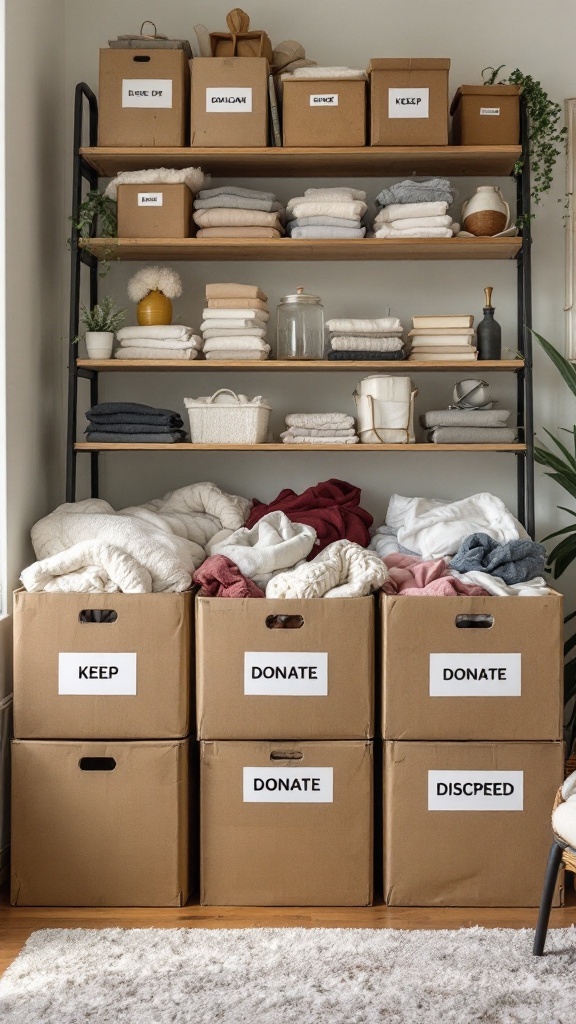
{"left": 71, "top": 190, "right": 117, "bottom": 238}
{"left": 482, "top": 66, "right": 567, "bottom": 209}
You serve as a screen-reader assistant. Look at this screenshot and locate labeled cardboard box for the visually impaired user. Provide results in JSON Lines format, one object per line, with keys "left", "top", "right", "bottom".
{"left": 196, "top": 596, "right": 374, "bottom": 740}
{"left": 451, "top": 85, "right": 521, "bottom": 145}
{"left": 201, "top": 740, "right": 373, "bottom": 905}
{"left": 190, "top": 57, "right": 269, "bottom": 147}
{"left": 381, "top": 592, "right": 563, "bottom": 741}
{"left": 0, "top": 694, "right": 11, "bottom": 883}
{"left": 13, "top": 589, "right": 191, "bottom": 740}
{"left": 384, "top": 740, "right": 563, "bottom": 907}
{"left": 11, "top": 738, "right": 190, "bottom": 906}
{"left": 282, "top": 78, "right": 366, "bottom": 147}
{"left": 117, "top": 183, "right": 193, "bottom": 238}
{"left": 98, "top": 48, "right": 189, "bottom": 146}
{"left": 368, "top": 58, "right": 450, "bottom": 145}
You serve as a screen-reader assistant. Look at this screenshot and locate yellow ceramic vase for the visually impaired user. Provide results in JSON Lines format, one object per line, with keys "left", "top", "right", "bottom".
{"left": 137, "top": 290, "right": 172, "bottom": 326}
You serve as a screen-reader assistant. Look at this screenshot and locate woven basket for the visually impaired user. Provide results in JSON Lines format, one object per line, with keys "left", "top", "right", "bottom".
{"left": 184, "top": 388, "right": 271, "bottom": 444}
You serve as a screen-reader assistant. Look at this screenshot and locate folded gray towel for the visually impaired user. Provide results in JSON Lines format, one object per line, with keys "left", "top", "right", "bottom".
{"left": 86, "top": 402, "right": 183, "bottom": 428}
{"left": 376, "top": 177, "right": 454, "bottom": 208}
{"left": 86, "top": 431, "right": 186, "bottom": 444}
{"left": 194, "top": 195, "right": 282, "bottom": 212}
{"left": 327, "top": 350, "right": 406, "bottom": 361}
{"left": 421, "top": 409, "right": 511, "bottom": 428}
{"left": 427, "top": 426, "right": 516, "bottom": 444}
{"left": 287, "top": 215, "right": 364, "bottom": 229}
{"left": 450, "top": 532, "right": 547, "bottom": 584}
{"left": 289, "top": 226, "right": 366, "bottom": 239}
{"left": 85, "top": 422, "right": 182, "bottom": 435}
{"left": 197, "top": 185, "right": 276, "bottom": 202}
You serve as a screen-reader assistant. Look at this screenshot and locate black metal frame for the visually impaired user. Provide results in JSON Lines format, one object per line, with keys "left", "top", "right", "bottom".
{"left": 65, "top": 84, "right": 536, "bottom": 537}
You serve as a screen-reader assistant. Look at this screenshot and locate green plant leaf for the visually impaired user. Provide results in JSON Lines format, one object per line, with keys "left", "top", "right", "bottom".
{"left": 548, "top": 534, "right": 576, "bottom": 576}
{"left": 541, "top": 523, "right": 576, "bottom": 542}
{"left": 565, "top": 633, "right": 576, "bottom": 657}
{"left": 542, "top": 427, "right": 576, "bottom": 471}
{"left": 541, "top": 471, "right": 576, "bottom": 502}
{"left": 531, "top": 330, "right": 576, "bottom": 398}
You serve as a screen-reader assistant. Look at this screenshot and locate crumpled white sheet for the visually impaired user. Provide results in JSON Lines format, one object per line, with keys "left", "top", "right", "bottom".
{"left": 266, "top": 539, "right": 389, "bottom": 599}
{"left": 22, "top": 483, "right": 251, "bottom": 594}
{"left": 206, "top": 511, "right": 317, "bottom": 589}
{"left": 449, "top": 569, "right": 550, "bottom": 597}
{"left": 385, "top": 493, "right": 528, "bottom": 560}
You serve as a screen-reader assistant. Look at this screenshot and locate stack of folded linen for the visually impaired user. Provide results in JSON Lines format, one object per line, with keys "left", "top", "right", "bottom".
{"left": 420, "top": 407, "right": 515, "bottom": 444}
{"left": 373, "top": 177, "right": 457, "bottom": 238}
{"left": 280, "top": 412, "right": 359, "bottom": 444}
{"left": 114, "top": 325, "right": 202, "bottom": 360}
{"left": 84, "top": 402, "right": 187, "bottom": 444}
{"left": 192, "top": 186, "right": 285, "bottom": 239}
{"left": 286, "top": 187, "right": 367, "bottom": 239}
{"left": 200, "top": 282, "right": 271, "bottom": 361}
{"left": 325, "top": 316, "right": 406, "bottom": 361}
{"left": 407, "top": 313, "right": 477, "bottom": 362}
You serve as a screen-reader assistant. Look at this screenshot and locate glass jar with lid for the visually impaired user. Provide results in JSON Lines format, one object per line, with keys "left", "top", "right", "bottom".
{"left": 276, "top": 286, "right": 324, "bottom": 360}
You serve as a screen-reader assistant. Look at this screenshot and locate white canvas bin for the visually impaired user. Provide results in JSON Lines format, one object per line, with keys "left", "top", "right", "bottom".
{"left": 184, "top": 389, "right": 271, "bottom": 444}
{"left": 354, "top": 375, "right": 417, "bottom": 443}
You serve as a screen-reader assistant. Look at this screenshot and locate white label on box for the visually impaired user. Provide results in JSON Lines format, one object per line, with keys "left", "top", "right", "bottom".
{"left": 388, "top": 87, "right": 429, "bottom": 118}
{"left": 122, "top": 79, "right": 173, "bottom": 108}
{"left": 243, "top": 767, "right": 333, "bottom": 803}
{"left": 310, "top": 94, "right": 339, "bottom": 107}
{"left": 429, "top": 653, "right": 521, "bottom": 697}
{"left": 137, "top": 191, "right": 163, "bottom": 207}
{"left": 58, "top": 653, "right": 137, "bottom": 696}
{"left": 480, "top": 107, "right": 501, "bottom": 115}
{"left": 244, "top": 652, "right": 328, "bottom": 696}
{"left": 206, "top": 88, "right": 253, "bottom": 113}
{"left": 428, "top": 771, "right": 524, "bottom": 810}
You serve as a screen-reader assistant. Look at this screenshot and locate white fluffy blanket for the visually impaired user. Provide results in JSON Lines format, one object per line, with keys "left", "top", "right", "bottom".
{"left": 207, "top": 511, "right": 317, "bottom": 588}
{"left": 266, "top": 539, "right": 389, "bottom": 599}
{"left": 104, "top": 166, "right": 204, "bottom": 201}
{"left": 22, "top": 483, "right": 251, "bottom": 594}
{"left": 386, "top": 493, "right": 527, "bottom": 560}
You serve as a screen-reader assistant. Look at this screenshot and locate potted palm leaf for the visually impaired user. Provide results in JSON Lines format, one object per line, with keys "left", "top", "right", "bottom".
{"left": 78, "top": 297, "right": 126, "bottom": 359}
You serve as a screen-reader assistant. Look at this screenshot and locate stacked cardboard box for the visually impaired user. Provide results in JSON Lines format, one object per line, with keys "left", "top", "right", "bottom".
{"left": 10, "top": 590, "right": 192, "bottom": 906}
{"left": 196, "top": 595, "right": 375, "bottom": 905}
{"left": 381, "top": 592, "right": 564, "bottom": 906}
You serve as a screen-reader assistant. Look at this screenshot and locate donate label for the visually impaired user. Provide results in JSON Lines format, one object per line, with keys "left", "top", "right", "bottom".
{"left": 58, "top": 653, "right": 137, "bottom": 696}
{"left": 429, "top": 653, "right": 521, "bottom": 697}
{"left": 428, "top": 770, "right": 524, "bottom": 810}
{"left": 244, "top": 652, "right": 328, "bottom": 696}
{"left": 243, "top": 767, "right": 333, "bottom": 802}
{"left": 206, "top": 88, "right": 253, "bottom": 112}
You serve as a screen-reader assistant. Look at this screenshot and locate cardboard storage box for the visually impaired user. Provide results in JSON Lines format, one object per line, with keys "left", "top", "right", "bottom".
{"left": 0, "top": 694, "right": 11, "bottom": 883}
{"left": 13, "top": 589, "right": 191, "bottom": 740}
{"left": 282, "top": 78, "right": 366, "bottom": 147}
{"left": 196, "top": 596, "right": 374, "bottom": 740}
{"left": 451, "top": 85, "right": 520, "bottom": 145}
{"left": 384, "top": 740, "right": 563, "bottom": 907}
{"left": 381, "top": 592, "right": 563, "bottom": 741}
{"left": 98, "top": 48, "right": 189, "bottom": 146}
{"left": 368, "top": 58, "right": 450, "bottom": 145}
{"left": 190, "top": 57, "right": 269, "bottom": 147}
{"left": 201, "top": 740, "right": 373, "bottom": 905}
{"left": 11, "top": 738, "right": 190, "bottom": 906}
{"left": 117, "top": 183, "right": 193, "bottom": 238}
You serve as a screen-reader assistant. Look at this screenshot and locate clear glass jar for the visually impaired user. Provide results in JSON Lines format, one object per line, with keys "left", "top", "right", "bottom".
{"left": 276, "top": 287, "right": 324, "bottom": 360}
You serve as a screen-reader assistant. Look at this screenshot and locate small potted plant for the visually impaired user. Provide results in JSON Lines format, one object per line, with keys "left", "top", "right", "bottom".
{"left": 127, "top": 266, "right": 183, "bottom": 326}
{"left": 79, "top": 297, "right": 126, "bottom": 359}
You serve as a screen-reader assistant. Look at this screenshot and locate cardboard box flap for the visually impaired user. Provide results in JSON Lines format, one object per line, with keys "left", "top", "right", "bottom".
{"left": 369, "top": 58, "right": 451, "bottom": 73}
{"left": 450, "top": 84, "right": 521, "bottom": 114}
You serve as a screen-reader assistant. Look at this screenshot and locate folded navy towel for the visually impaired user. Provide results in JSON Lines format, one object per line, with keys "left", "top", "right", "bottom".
{"left": 85, "top": 431, "right": 187, "bottom": 444}
{"left": 450, "top": 532, "right": 547, "bottom": 584}
{"left": 327, "top": 349, "right": 407, "bottom": 361}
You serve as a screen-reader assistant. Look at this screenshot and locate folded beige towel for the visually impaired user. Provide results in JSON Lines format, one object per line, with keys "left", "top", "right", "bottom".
{"left": 193, "top": 208, "right": 282, "bottom": 229}
{"left": 115, "top": 347, "right": 198, "bottom": 360}
{"left": 285, "top": 412, "right": 355, "bottom": 428}
{"left": 282, "top": 435, "right": 360, "bottom": 444}
{"left": 287, "top": 199, "right": 367, "bottom": 220}
{"left": 203, "top": 337, "right": 270, "bottom": 352}
{"left": 376, "top": 201, "right": 449, "bottom": 223}
{"left": 205, "top": 283, "right": 268, "bottom": 301}
{"left": 196, "top": 227, "right": 282, "bottom": 239}
{"left": 281, "top": 427, "right": 356, "bottom": 438}
{"left": 207, "top": 297, "right": 269, "bottom": 312}
{"left": 204, "top": 350, "right": 270, "bottom": 361}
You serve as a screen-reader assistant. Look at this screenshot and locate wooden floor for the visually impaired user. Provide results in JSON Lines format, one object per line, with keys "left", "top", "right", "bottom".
{"left": 2, "top": 887, "right": 576, "bottom": 977}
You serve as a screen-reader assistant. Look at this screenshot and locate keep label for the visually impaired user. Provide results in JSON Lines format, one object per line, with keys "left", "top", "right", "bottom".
{"left": 58, "top": 653, "right": 137, "bottom": 696}
{"left": 206, "top": 88, "right": 253, "bottom": 112}
{"left": 138, "top": 192, "right": 163, "bottom": 206}
{"left": 428, "top": 770, "right": 524, "bottom": 810}
{"left": 429, "top": 653, "right": 521, "bottom": 697}
{"left": 244, "top": 652, "right": 328, "bottom": 696}
{"left": 243, "top": 767, "right": 333, "bottom": 803}
{"left": 310, "top": 94, "right": 339, "bottom": 106}
{"left": 388, "top": 88, "right": 429, "bottom": 118}
{"left": 122, "top": 79, "right": 172, "bottom": 108}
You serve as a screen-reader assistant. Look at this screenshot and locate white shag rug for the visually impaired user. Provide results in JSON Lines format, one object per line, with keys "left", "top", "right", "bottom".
{"left": 1, "top": 926, "right": 575, "bottom": 1023}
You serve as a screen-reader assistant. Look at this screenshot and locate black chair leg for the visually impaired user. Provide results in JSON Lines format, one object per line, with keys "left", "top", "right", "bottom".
{"left": 533, "top": 841, "right": 564, "bottom": 955}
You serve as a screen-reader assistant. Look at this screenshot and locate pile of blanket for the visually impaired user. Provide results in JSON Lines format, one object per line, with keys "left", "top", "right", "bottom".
{"left": 84, "top": 402, "right": 187, "bottom": 444}
{"left": 201, "top": 282, "right": 271, "bottom": 361}
{"left": 280, "top": 413, "right": 360, "bottom": 445}
{"left": 286, "top": 187, "right": 367, "bottom": 239}
{"left": 114, "top": 325, "right": 202, "bottom": 362}
{"left": 193, "top": 186, "right": 285, "bottom": 239}
{"left": 325, "top": 316, "right": 406, "bottom": 362}
{"left": 421, "top": 408, "right": 516, "bottom": 445}
{"left": 373, "top": 177, "right": 458, "bottom": 239}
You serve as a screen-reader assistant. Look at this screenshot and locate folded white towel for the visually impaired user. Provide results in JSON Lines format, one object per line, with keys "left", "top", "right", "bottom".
{"left": 202, "top": 332, "right": 267, "bottom": 343}
{"left": 202, "top": 308, "right": 270, "bottom": 322}
{"left": 285, "top": 412, "right": 355, "bottom": 428}
{"left": 387, "top": 215, "right": 453, "bottom": 230}
{"left": 203, "top": 337, "right": 270, "bottom": 352}
{"left": 374, "top": 225, "right": 454, "bottom": 239}
{"left": 326, "top": 317, "right": 403, "bottom": 334}
{"left": 330, "top": 337, "right": 404, "bottom": 352}
{"left": 119, "top": 336, "right": 202, "bottom": 350}
{"left": 282, "top": 435, "right": 359, "bottom": 444}
{"left": 287, "top": 199, "right": 367, "bottom": 220}
{"left": 204, "top": 350, "right": 270, "bottom": 361}
{"left": 376, "top": 201, "right": 449, "bottom": 222}
{"left": 304, "top": 187, "right": 367, "bottom": 201}
{"left": 207, "top": 511, "right": 317, "bottom": 588}
{"left": 281, "top": 427, "right": 356, "bottom": 437}
{"left": 115, "top": 347, "right": 198, "bottom": 360}
{"left": 117, "top": 325, "right": 197, "bottom": 342}
{"left": 200, "top": 318, "right": 268, "bottom": 331}
{"left": 266, "top": 539, "right": 389, "bottom": 599}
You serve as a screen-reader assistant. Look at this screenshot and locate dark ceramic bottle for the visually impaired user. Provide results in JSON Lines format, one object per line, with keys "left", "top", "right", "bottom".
{"left": 477, "top": 286, "right": 502, "bottom": 360}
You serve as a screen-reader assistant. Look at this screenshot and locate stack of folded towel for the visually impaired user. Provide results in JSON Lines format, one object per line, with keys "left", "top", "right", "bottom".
{"left": 326, "top": 316, "right": 406, "bottom": 361}
{"left": 85, "top": 402, "right": 187, "bottom": 444}
{"left": 407, "top": 314, "right": 477, "bottom": 362}
{"left": 192, "top": 186, "right": 285, "bottom": 239}
{"left": 280, "top": 412, "right": 359, "bottom": 444}
{"left": 114, "top": 325, "right": 202, "bottom": 361}
{"left": 200, "top": 283, "right": 271, "bottom": 361}
{"left": 286, "top": 187, "right": 367, "bottom": 239}
{"left": 373, "top": 177, "right": 457, "bottom": 238}
{"left": 420, "top": 408, "right": 515, "bottom": 444}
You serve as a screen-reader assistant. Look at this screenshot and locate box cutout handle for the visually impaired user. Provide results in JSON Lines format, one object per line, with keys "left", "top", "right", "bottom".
{"left": 79, "top": 757, "right": 116, "bottom": 772}
{"left": 133, "top": 55, "right": 151, "bottom": 63}
{"left": 455, "top": 614, "right": 494, "bottom": 629}
{"left": 265, "top": 614, "right": 304, "bottom": 630}
{"left": 270, "top": 750, "right": 303, "bottom": 761}
{"left": 78, "top": 610, "right": 118, "bottom": 624}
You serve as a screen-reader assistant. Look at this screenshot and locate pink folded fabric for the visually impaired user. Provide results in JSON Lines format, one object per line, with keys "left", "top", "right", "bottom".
{"left": 381, "top": 553, "right": 489, "bottom": 597}
{"left": 193, "top": 555, "right": 265, "bottom": 598}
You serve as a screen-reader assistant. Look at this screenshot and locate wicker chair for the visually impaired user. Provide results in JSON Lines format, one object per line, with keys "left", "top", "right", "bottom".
{"left": 533, "top": 772, "right": 576, "bottom": 955}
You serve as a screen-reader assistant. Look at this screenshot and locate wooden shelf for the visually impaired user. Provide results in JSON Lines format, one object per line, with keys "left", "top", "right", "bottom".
{"left": 80, "top": 145, "right": 522, "bottom": 178}
{"left": 80, "top": 237, "right": 522, "bottom": 262}
{"left": 76, "top": 442, "right": 526, "bottom": 453}
{"left": 77, "top": 359, "right": 524, "bottom": 373}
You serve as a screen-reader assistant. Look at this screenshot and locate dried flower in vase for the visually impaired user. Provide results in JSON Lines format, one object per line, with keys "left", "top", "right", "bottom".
{"left": 128, "top": 267, "right": 183, "bottom": 326}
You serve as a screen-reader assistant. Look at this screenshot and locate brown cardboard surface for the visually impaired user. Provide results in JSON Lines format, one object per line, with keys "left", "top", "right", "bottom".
{"left": 201, "top": 740, "right": 373, "bottom": 905}
{"left": 190, "top": 57, "right": 268, "bottom": 147}
{"left": 451, "top": 85, "right": 520, "bottom": 145}
{"left": 196, "top": 596, "right": 374, "bottom": 740}
{"left": 98, "top": 49, "right": 189, "bottom": 146}
{"left": 384, "top": 740, "right": 563, "bottom": 907}
{"left": 381, "top": 593, "right": 563, "bottom": 741}
{"left": 13, "top": 590, "right": 191, "bottom": 740}
{"left": 282, "top": 79, "right": 366, "bottom": 147}
{"left": 368, "top": 58, "right": 450, "bottom": 146}
{"left": 11, "top": 739, "right": 190, "bottom": 906}
{"left": 117, "top": 184, "right": 193, "bottom": 238}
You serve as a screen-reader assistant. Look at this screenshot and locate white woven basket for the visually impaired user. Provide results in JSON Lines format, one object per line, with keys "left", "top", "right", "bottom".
{"left": 184, "top": 389, "right": 271, "bottom": 444}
